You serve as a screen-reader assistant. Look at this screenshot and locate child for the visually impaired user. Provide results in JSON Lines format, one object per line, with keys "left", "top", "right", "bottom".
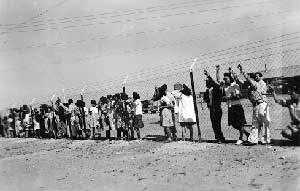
{"left": 86, "top": 109, "right": 94, "bottom": 139}
{"left": 33, "top": 115, "right": 41, "bottom": 138}
{"left": 159, "top": 87, "right": 175, "bottom": 142}
{"left": 132, "top": 92, "right": 143, "bottom": 140}
{"left": 7, "top": 115, "right": 14, "bottom": 138}
{"left": 15, "top": 116, "right": 22, "bottom": 138}
{"left": 2, "top": 116, "right": 9, "bottom": 137}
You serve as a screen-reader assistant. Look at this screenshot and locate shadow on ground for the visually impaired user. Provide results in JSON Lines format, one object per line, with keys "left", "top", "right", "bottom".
{"left": 143, "top": 135, "right": 299, "bottom": 146}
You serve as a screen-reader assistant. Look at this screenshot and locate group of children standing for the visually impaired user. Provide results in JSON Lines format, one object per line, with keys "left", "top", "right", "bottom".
{"left": 0, "top": 92, "right": 144, "bottom": 141}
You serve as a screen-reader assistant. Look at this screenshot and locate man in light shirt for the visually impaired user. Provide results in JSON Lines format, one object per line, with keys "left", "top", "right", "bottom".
{"left": 238, "top": 64, "right": 271, "bottom": 145}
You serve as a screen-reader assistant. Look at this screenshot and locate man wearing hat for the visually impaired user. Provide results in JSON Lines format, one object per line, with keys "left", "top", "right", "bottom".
{"left": 238, "top": 64, "right": 271, "bottom": 145}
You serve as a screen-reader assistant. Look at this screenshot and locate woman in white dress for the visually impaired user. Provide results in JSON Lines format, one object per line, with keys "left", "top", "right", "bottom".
{"left": 172, "top": 84, "right": 196, "bottom": 141}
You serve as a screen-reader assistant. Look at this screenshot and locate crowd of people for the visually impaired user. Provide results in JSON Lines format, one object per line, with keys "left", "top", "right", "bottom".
{"left": 203, "top": 63, "right": 299, "bottom": 145}
{"left": 0, "top": 64, "right": 299, "bottom": 145}
{"left": 0, "top": 92, "right": 144, "bottom": 141}
{"left": 153, "top": 63, "right": 299, "bottom": 145}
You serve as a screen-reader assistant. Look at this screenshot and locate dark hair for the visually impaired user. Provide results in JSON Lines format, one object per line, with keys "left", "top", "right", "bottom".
{"left": 91, "top": 100, "right": 97, "bottom": 105}
{"left": 206, "top": 79, "right": 214, "bottom": 89}
{"left": 160, "top": 100, "right": 167, "bottom": 106}
{"left": 255, "top": 72, "right": 263, "bottom": 77}
{"left": 223, "top": 73, "right": 234, "bottom": 83}
{"left": 159, "top": 86, "right": 167, "bottom": 97}
{"left": 68, "top": 99, "right": 73, "bottom": 104}
{"left": 121, "top": 92, "right": 129, "bottom": 100}
{"left": 113, "top": 93, "right": 121, "bottom": 100}
{"left": 99, "top": 96, "right": 108, "bottom": 104}
{"left": 181, "top": 84, "right": 192, "bottom": 96}
{"left": 76, "top": 100, "right": 85, "bottom": 107}
{"left": 133, "top": 92, "right": 140, "bottom": 100}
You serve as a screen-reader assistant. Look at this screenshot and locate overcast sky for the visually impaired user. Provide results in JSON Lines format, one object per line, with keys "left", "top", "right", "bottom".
{"left": 1, "top": 0, "right": 300, "bottom": 110}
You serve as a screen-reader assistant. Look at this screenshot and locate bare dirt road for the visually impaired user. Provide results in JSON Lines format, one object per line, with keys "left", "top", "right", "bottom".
{"left": 0, "top": 137, "right": 299, "bottom": 191}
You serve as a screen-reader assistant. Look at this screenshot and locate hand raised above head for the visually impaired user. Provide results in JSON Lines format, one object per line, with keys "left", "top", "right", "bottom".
{"left": 268, "top": 85, "right": 275, "bottom": 93}
{"left": 237, "top": 63, "right": 243, "bottom": 72}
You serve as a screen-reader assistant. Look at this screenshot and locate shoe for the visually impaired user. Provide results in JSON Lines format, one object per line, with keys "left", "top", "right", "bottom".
{"left": 235, "top": 140, "right": 243, "bottom": 145}
{"left": 243, "top": 141, "right": 257, "bottom": 146}
{"left": 165, "top": 138, "right": 172, "bottom": 142}
{"left": 260, "top": 140, "right": 271, "bottom": 145}
{"left": 216, "top": 138, "right": 226, "bottom": 144}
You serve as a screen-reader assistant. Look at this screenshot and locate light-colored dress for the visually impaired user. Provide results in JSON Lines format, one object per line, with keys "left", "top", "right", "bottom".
{"left": 87, "top": 106, "right": 99, "bottom": 130}
{"left": 172, "top": 92, "right": 196, "bottom": 123}
{"left": 160, "top": 96, "right": 174, "bottom": 127}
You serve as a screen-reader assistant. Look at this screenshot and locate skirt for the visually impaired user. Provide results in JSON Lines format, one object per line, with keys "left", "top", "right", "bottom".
{"left": 133, "top": 114, "right": 144, "bottom": 129}
{"left": 228, "top": 104, "right": 247, "bottom": 129}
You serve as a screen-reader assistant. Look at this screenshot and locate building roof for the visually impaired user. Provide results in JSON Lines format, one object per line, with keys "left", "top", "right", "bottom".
{"left": 263, "top": 65, "right": 300, "bottom": 79}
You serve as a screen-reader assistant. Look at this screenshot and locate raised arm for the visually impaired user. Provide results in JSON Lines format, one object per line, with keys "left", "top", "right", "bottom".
{"left": 237, "top": 63, "right": 257, "bottom": 89}
{"left": 216, "top": 65, "right": 221, "bottom": 84}
{"left": 204, "top": 69, "right": 217, "bottom": 87}
{"left": 237, "top": 63, "right": 251, "bottom": 82}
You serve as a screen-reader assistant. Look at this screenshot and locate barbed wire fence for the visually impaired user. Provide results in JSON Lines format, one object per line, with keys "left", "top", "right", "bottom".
{"left": 5, "top": 30, "right": 297, "bottom": 141}
{"left": 2, "top": 0, "right": 300, "bottom": 140}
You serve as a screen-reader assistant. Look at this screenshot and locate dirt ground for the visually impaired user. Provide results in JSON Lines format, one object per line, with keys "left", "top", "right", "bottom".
{"left": 0, "top": 138, "right": 299, "bottom": 191}
{"left": 0, "top": 99, "right": 300, "bottom": 191}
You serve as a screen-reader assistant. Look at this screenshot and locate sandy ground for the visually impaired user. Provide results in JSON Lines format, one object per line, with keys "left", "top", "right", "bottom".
{"left": 0, "top": 138, "right": 299, "bottom": 191}
{"left": 0, "top": 99, "right": 300, "bottom": 191}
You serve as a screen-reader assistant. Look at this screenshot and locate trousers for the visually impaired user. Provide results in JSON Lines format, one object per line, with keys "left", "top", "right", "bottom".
{"left": 210, "top": 106, "right": 225, "bottom": 141}
{"left": 248, "top": 102, "right": 271, "bottom": 144}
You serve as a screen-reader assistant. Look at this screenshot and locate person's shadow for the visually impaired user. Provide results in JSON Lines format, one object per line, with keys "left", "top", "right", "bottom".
{"left": 270, "top": 139, "right": 299, "bottom": 146}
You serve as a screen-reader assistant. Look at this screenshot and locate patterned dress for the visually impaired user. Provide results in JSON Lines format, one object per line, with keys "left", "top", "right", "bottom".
{"left": 160, "top": 96, "right": 174, "bottom": 127}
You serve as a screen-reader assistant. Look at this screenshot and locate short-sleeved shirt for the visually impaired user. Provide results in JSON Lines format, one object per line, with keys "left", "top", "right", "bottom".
{"left": 249, "top": 79, "right": 267, "bottom": 103}
{"left": 166, "top": 92, "right": 176, "bottom": 105}
{"left": 224, "top": 82, "right": 241, "bottom": 106}
{"left": 134, "top": 99, "right": 143, "bottom": 115}
{"left": 89, "top": 107, "right": 98, "bottom": 115}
